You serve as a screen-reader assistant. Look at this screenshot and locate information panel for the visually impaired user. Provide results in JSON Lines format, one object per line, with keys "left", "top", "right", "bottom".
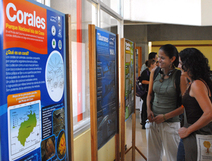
{"left": 96, "top": 27, "right": 118, "bottom": 149}
{"left": 125, "top": 39, "right": 135, "bottom": 120}
{"left": 0, "top": 0, "right": 68, "bottom": 160}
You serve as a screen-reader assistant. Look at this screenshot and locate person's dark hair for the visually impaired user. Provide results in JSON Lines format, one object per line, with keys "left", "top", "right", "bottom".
{"left": 148, "top": 52, "right": 157, "bottom": 60}
{"left": 145, "top": 60, "right": 148, "bottom": 66}
{"left": 159, "top": 44, "right": 179, "bottom": 67}
{"left": 147, "top": 59, "right": 156, "bottom": 68}
{"left": 179, "top": 48, "right": 212, "bottom": 91}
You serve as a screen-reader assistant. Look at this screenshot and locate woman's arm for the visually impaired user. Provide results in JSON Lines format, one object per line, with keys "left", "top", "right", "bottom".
{"left": 178, "top": 80, "right": 212, "bottom": 138}
{"left": 153, "top": 107, "right": 184, "bottom": 124}
{"left": 146, "top": 68, "right": 156, "bottom": 122}
{"left": 141, "top": 80, "right": 149, "bottom": 84}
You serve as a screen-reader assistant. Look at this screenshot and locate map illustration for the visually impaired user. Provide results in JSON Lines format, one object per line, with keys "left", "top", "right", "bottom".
{"left": 8, "top": 101, "right": 41, "bottom": 161}
{"left": 17, "top": 111, "right": 37, "bottom": 146}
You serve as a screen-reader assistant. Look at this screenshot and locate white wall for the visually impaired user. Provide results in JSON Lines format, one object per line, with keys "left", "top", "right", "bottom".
{"left": 201, "top": 0, "right": 212, "bottom": 26}
{"left": 124, "top": 0, "right": 212, "bottom": 26}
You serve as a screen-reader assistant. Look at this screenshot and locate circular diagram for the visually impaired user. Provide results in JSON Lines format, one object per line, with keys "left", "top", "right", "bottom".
{"left": 45, "top": 51, "right": 64, "bottom": 102}
{"left": 58, "top": 40, "right": 62, "bottom": 50}
{"left": 51, "top": 25, "right": 56, "bottom": 36}
{"left": 52, "top": 39, "right": 56, "bottom": 49}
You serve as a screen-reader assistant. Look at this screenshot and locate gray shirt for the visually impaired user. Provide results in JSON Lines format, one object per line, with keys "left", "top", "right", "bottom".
{"left": 152, "top": 70, "right": 179, "bottom": 122}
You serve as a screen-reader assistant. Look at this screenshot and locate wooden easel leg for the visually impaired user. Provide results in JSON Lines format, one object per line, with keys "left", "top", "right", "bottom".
{"left": 135, "top": 146, "right": 147, "bottom": 160}
{"left": 125, "top": 146, "right": 147, "bottom": 161}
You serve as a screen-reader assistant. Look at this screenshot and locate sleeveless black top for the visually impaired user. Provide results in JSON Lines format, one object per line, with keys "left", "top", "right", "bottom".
{"left": 182, "top": 81, "right": 211, "bottom": 124}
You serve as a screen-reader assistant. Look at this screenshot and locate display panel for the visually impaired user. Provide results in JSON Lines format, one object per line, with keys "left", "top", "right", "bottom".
{"left": 125, "top": 39, "right": 135, "bottom": 120}
{"left": 0, "top": 0, "right": 68, "bottom": 160}
{"left": 95, "top": 27, "right": 118, "bottom": 149}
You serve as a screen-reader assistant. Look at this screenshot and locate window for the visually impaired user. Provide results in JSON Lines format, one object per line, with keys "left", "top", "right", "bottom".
{"left": 100, "top": 9, "right": 119, "bottom": 34}
{"left": 42, "top": 0, "right": 123, "bottom": 137}
{"left": 100, "top": 0, "right": 122, "bottom": 16}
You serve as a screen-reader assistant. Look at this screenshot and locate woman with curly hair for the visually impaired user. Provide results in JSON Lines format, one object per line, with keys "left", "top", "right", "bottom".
{"left": 178, "top": 48, "right": 212, "bottom": 161}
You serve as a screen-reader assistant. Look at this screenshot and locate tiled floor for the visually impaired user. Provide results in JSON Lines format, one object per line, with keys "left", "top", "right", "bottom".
{"left": 125, "top": 110, "right": 167, "bottom": 161}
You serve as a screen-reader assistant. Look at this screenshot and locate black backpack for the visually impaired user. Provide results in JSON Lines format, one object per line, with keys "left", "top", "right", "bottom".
{"left": 136, "top": 70, "right": 150, "bottom": 99}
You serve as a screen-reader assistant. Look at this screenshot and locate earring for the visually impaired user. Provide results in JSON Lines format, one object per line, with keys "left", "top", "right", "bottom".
{"left": 169, "top": 63, "right": 173, "bottom": 69}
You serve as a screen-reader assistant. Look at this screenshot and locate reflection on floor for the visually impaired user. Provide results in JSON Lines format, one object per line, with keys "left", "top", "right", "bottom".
{"left": 125, "top": 110, "right": 167, "bottom": 161}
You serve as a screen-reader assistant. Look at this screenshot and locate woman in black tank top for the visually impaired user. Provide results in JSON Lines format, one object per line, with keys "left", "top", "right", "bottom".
{"left": 177, "top": 48, "right": 212, "bottom": 161}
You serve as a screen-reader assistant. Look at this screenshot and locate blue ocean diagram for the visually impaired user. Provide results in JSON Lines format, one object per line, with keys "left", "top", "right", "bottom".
{"left": 96, "top": 28, "right": 118, "bottom": 149}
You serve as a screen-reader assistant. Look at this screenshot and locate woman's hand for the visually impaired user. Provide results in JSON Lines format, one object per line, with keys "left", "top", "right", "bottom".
{"left": 147, "top": 110, "right": 154, "bottom": 122}
{"left": 178, "top": 127, "right": 190, "bottom": 139}
{"left": 152, "top": 114, "right": 165, "bottom": 124}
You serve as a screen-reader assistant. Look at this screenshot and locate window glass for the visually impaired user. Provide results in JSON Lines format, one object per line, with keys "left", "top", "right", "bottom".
{"left": 100, "top": 0, "right": 121, "bottom": 16}
{"left": 100, "top": 10, "right": 118, "bottom": 35}
{"left": 47, "top": 0, "right": 123, "bottom": 137}
{"left": 50, "top": 0, "right": 95, "bottom": 135}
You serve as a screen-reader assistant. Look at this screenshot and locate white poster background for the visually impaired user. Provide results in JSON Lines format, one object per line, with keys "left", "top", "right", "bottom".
{"left": 196, "top": 134, "right": 212, "bottom": 161}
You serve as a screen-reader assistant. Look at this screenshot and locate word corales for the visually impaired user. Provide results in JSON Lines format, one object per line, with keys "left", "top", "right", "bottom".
{"left": 6, "top": 3, "right": 46, "bottom": 29}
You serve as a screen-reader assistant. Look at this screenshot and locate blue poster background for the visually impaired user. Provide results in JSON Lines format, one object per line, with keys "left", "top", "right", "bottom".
{"left": 96, "top": 27, "right": 118, "bottom": 149}
{"left": 0, "top": 0, "right": 68, "bottom": 160}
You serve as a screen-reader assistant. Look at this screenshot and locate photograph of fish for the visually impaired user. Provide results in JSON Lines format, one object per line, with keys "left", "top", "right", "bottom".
{"left": 41, "top": 136, "right": 56, "bottom": 161}
{"left": 53, "top": 108, "right": 65, "bottom": 136}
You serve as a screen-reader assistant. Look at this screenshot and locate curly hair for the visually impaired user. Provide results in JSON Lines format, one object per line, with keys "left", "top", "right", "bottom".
{"left": 160, "top": 44, "right": 179, "bottom": 67}
{"left": 179, "top": 48, "right": 212, "bottom": 90}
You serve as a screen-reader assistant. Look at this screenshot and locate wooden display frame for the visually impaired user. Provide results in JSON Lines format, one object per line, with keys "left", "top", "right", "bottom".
{"left": 120, "top": 38, "right": 147, "bottom": 161}
{"left": 88, "top": 24, "right": 120, "bottom": 161}
{"left": 65, "top": 14, "right": 74, "bottom": 161}
{"left": 120, "top": 38, "right": 126, "bottom": 161}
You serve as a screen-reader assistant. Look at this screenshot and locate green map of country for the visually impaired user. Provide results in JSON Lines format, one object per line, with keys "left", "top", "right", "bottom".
{"left": 17, "top": 111, "right": 37, "bottom": 146}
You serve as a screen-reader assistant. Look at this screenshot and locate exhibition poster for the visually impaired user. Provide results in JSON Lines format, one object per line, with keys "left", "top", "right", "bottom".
{"left": 125, "top": 39, "right": 135, "bottom": 120}
{"left": 0, "top": 0, "right": 68, "bottom": 160}
{"left": 96, "top": 27, "right": 118, "bottom": 149}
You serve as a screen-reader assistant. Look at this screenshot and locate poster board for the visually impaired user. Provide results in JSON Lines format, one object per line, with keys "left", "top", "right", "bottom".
{"left": 89, "top": 24, "right": 119, "bottom": 161}
{"left": 120, "top": 38, "right": 136, "bottom": 161}
{"left": 120, "top": 38, "right": 146, "bottom": 161}
{"left": 125, "top": 39, "right": 135, "bottom": 120}
{"left": 0, "top": 0, "right": 69, "bottom": 160}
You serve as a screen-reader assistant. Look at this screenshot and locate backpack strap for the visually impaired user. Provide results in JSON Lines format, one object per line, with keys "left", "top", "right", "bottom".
{"left": 153, "top": 66, "right": 161, "bottom": 80}
{"left": 150, "top": 67, "right": 160, "bottom": 105}
{"left": 175, "top": 70, "right": 181, "bottom": 96}
{"left": 175, "top": 69, "right": 182, "bottom": 108}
